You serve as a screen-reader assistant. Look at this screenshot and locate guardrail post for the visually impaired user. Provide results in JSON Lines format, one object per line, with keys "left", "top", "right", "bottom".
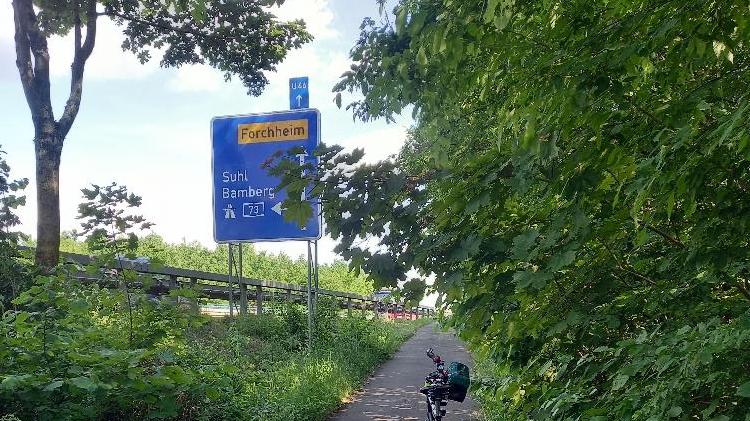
{"left": 239, "top": 282, "right": 248, "bottom": 316}
{"left": 189, "top": 277, "right": 198, "bottom": 313}
{"left": 256, "top": 285, "right": 263, "bottom": 315}
{"left": 372, "top": 300, "right": 379, "bottom": 319}
{"left": 286, "top": 288, "right": 292, "bottom": 303}
{"left": 347, "top": 297, "right": 352, "bottom": 316}
{"left": 168, "top": 275, "right": 178, "bottom": 305}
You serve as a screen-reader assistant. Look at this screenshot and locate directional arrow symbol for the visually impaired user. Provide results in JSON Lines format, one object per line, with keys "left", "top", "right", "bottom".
{"left": 272, "top": 202, "right": 284, "bottom": 215}
{"left": 296, "top": 95, "right": 303, "bottom": 107}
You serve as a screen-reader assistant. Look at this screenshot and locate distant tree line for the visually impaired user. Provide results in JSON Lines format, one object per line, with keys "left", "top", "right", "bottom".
{"left": 58, "top": 233, "right": 374, "bottom": 296}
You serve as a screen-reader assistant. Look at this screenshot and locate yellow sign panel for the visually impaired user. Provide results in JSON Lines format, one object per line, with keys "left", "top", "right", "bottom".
{"left": 238, "top": 119, "right": 309, "bottom": 144}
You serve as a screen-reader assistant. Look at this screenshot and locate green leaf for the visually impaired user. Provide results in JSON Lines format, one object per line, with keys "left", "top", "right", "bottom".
{"left": 334, "top": 92, "right": 342, "bottom": 108}
{"left": 736, "top": 381, "right": 750, "bottom": 397}
{"left": 417, "top": 46, "right": 428, "bottom": 67}
{"left": 43, "top": 380, "right": 64, "bottom": 392}
{"left": 1, "top": 375, "right": 31, "bottom": 390}
{"left": 612, "top": 374, "right": 629, "bottom": 391}
{"left": 283, "top": 200, "right": 313, "bottom": 227}
{"left": 483, "top": 0, "right": 499, "bottom": 23}
{"left": 395, "top": 6, "right": 407, "bottom": 33}
{"left": 69, "top": 299, "right": 89, "bottom": 314}
{"left": 511, "top": 229, "right": 539, "bottom": 259}
{"left": 70, "top": 376, "right": 98, "bottom": 392}
{"left": 513, "top": 270, "right": 551, "bottom": 289}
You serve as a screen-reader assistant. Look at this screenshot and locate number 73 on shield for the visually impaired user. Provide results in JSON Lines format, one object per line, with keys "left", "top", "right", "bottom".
{"left": 243, "top": 202, "right": 265, "bottom": 217}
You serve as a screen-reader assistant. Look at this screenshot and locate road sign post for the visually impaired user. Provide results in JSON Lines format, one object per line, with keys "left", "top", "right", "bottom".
{"left": 211, "top": 109, "right": 321, "bottom": 243}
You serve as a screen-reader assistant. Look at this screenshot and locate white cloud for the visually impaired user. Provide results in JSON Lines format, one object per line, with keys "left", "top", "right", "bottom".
{"left": 272, "top": 0, "right": 338, "bottom": 41}
{"left": 335, "top": 125, "right": 410, "bottom": 163}
{"left": 167, "top": 65, "right": 225, "bottom": 93}
{"left": 46, "top": 19, "right": 158, "bottom": 81}
{"left": 0, "top": 5, "right": 14, "bottom": 43}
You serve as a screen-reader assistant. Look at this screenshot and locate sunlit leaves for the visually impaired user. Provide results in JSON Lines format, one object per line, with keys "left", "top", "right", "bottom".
{"left": 323, "top": 0, "right": 750, "bottom": 419}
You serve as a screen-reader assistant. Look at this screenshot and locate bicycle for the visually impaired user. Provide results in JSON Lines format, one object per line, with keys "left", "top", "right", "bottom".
{"left": 420, "top": 348, "right": 470, "bottom": 421}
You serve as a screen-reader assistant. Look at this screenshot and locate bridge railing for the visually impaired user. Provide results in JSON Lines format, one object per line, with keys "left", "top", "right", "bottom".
{"left": 53, "top": 250, "right": 434, "bottom": 319}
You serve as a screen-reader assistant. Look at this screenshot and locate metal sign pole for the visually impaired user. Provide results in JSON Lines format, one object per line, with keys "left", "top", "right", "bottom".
{"left": 313, "top": 240, "right": 319, "bottom": 315}
{"left": 228, "top": 243, "right": 234, "bottom": 317}
{"left": 307, "top": 240, "right": 313, "bottom": 349}
{"left": 238, "top": 243, "right": 244, "bottom": 315}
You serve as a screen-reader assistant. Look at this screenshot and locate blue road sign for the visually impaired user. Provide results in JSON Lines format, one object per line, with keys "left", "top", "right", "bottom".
{"left": 211, "top": 109, "right": 321, "bottom": 243}
{"left": 289, "top": 77, "right": 309, "bottom": 109}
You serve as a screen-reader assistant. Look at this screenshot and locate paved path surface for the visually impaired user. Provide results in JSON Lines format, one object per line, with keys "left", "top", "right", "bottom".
{"left": 330, "top": 324, "right": 480, "bottom": 421}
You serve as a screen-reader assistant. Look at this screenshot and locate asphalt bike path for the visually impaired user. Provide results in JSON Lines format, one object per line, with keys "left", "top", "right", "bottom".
{"left": 330, "top": 323, "right": 480, "bottom": 421}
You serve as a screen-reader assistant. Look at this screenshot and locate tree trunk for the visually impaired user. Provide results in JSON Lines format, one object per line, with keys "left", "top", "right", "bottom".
{"left": 35, "top": 133, "right": 62, "bottom": 268}
{"left": 13, "top": 0, "right": 97, "bottom": 269}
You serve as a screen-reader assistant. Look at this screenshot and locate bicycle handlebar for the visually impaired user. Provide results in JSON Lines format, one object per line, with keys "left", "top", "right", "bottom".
{"left": 426, "top": 348, "right": 443, "bottom": 365}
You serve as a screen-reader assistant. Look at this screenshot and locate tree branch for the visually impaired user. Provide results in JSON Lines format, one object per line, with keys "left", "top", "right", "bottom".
{"left": 11, "top": 0, "right": 33, "bottom": 93}
{"left": 646, "top": 224, "right": 685, "bottom": 248}
{"left": 59, "top": 0, "right": 98, "bottom": 138}
{"left": 12, "top": 0, "right": 54, "bottom": 132}
{"left": 601, "top": 240, "right": 656, "bottom": 286}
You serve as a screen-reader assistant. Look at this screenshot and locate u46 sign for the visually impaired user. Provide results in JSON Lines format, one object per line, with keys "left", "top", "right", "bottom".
{"left": 211, "top": 109, "right": 321, "bottom": 243}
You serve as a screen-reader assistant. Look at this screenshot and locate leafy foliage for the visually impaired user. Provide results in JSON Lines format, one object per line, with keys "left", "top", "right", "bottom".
{"left": 271, "top": 0, "right": 750, "bottom": 419}
{"left": 108, "top": 0, "right": 311, "bottom": 95}
{"left": 76, "top": 183, "right": 154, "bottom": 255}
{"left": 0, "top": 279, "right": 424, "bottom": 420}
{"left": 0, "top": 146, "right": 31, "bottom": 311}
{"left": 0, "top": 273, "right": 198, "bottom": 420}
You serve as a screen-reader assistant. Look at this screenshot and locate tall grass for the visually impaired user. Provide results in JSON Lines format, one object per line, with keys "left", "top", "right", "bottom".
{"left": 180, "top": 302, "right": 428, "bottom": 420}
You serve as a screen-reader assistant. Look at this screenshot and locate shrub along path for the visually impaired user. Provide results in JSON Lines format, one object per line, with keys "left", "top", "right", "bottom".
{"left": 330, "top": 323, "right": 480, "bottom": 421}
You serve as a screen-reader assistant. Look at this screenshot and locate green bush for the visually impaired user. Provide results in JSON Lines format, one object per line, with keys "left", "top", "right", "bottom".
{"left": 0, "top": 273, "right": 426, "bottom": 420}
{"left": 0, "top": 274, "right": 201, "bottom": 420}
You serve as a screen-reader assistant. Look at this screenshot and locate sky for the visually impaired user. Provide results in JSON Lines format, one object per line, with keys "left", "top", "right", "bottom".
{"left": 0, "top": 0, "right": 413, "bottom": 267}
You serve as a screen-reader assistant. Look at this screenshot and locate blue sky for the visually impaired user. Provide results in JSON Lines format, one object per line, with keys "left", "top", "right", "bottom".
{"left": 0, "top": 0, "right": 412, "bottom": 264}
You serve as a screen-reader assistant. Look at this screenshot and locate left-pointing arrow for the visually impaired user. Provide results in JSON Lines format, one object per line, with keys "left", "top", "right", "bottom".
{"left": 272, "top": 202, "right": 284, "bottom": 215}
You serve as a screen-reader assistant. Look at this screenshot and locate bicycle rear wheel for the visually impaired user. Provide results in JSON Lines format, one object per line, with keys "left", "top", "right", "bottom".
{"left": 428, "top": 396, "right": 443, "bottom": 421}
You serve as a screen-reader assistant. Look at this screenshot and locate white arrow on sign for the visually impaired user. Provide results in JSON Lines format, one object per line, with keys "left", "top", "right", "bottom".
{"left": 296, "top": 94, "right": 303, "bottom": 107}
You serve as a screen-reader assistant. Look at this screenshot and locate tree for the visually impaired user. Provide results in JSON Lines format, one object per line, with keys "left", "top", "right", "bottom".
{"left": 11, "top": 0, "right": 311, "bottom": 268}
{"left": 275, "top": 0, "right": 750, "bottom": 418}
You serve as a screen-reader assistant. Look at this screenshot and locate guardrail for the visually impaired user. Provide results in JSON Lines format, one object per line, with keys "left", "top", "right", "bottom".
{"left": 53, "top": 250, "right": 435, "bottom": 319}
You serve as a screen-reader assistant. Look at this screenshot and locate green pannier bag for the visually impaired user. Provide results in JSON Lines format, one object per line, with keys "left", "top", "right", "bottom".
{"left": 447, "top": 361, "right": 470, "bottom": 402}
